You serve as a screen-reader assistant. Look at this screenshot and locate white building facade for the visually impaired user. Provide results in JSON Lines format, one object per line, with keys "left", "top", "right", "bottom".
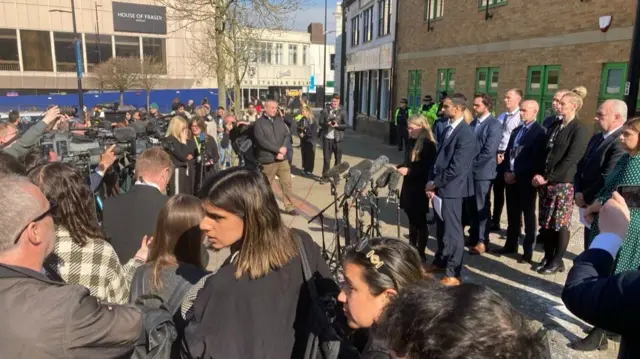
{"left": 343, "top": 0, "right": 396, "bottom": 126}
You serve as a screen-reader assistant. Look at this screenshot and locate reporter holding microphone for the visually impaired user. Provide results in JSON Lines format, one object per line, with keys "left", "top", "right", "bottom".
{"left": 165, "top": 116, "right": 194, "bottom": 195}
{"left": 0, "top": 106, "right": 62, "bottom": 159}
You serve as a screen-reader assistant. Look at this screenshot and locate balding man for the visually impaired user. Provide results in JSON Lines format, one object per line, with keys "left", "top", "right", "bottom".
{"left": 574, "top": 100, "right": 627, "bottom": 248}
{"left": 0, "top": 176, "right": 141, "bottom": 358}
{"left": 500, "top": 100, "right": 547, "bottom": 262}
{"left": 542, "top": 89, "right": 570, "bottom": 130}
{"left": 491, "top": 89, "right": 523, "bottom": 231}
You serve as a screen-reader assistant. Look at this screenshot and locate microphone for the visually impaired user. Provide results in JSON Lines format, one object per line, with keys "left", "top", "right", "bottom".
{"left": 325, "top": 161, "right": 350, "bottom": 179}
{"left": 113, "top": 126, "right": 137, "bottom": 142}
{"left": 239, "top": 139, "right": 253, "bottom": 153}
{"left": 375, "top": 167, "right": 395, "bottom": 188}
{"left": 355, "top": 155, "right": 389, "bottom": 191}
{"left": 387, "top": 171, "right": 402, "bottom": 192}
{"left": 343, "top": 169, "right": 361, "bottom": 195}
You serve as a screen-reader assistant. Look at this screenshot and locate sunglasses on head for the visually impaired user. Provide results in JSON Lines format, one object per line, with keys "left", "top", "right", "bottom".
{"left": 355, "top": 238, "right": 398, "bottom": 290}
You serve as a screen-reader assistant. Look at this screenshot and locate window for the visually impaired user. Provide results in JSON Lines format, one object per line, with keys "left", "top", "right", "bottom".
{"left": 53, "top": 32, "right": 79, "bottom": 73}
{"left": 600, "top": 63, "right": 627, "bottom": 101}
{"left": 370, "top": 70, "right": 379, "bottom": 117}
{"left": 479, "top": 0, "right": 507, "bottom": 9}
{"left": 380, "top": 70, "right": 391, "bottom": 120}
{"left": 437, "top": 68, "right": 456, "bottom": 95}
{"left": 288, "top": 44, "right": 297, "bottom": 65}
{"left": 526, "top": 65, "right": 561, "bottom": 122}
{"left": 20, "top": 30, "right": 53, "bottom": 71}
{"left": 302, "top": 45, "right": 308, "bottom": 65}
{"left": 407, "top": 70, "right": 422, "bottom": 109}
{"left": 274, "top": 43, "right": 283, "bottom": 65}
{"left": 378, "top": 0, "right": 391, "bottom": 37}
{"left": 85, "top": 34, "right": 113, "bottom": 68}
{"left": 475, "top": 67, "right": 500, "bottom": 94}
{"left": 142, "top": 38, "right": 166, "bottom": 65}
{"left": 0, "top": 29, "right": 19, "bottom": 71}
{"left": 351, "top": 16, "right": 360, "bottom": 47}
{"left": 360, "top": 71, "right": 369, "bottom": 113}
{"left": 115, "top": 36, "right": 140, "bottom": 57}
{"left": 259, "top": 42, "right": 271, "bottom": 64}
{"left": 424, "top": 0, "right": 444, "bottom": 21}
{"left": 363, "top": 7, "right": 374, "bottom": 43}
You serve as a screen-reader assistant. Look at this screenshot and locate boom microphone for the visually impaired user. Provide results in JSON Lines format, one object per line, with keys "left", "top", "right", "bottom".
{"left": 113, "top": 127, "right": 137, "bottom": 142}
{"left": 355, "top": 155, "right": 389, "bottom": 191}
{"left": 343, "top": 169, "right": 361, "bottom": 195}
{"left": 375, "top": 167, "right": 395, "bottom": 188}
{"left": 387, "top": 171, "right": 402, "bottom": 192}
{"left": 325, "top": 161, "right": 350, "bottom": 179}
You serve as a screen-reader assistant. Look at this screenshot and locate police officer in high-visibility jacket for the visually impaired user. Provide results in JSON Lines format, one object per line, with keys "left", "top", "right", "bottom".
{"left": 395, "top": 98, "right": 412, "bottom": 151}
{"left": 420, "top": 95, "right": 439, "bottom": 128}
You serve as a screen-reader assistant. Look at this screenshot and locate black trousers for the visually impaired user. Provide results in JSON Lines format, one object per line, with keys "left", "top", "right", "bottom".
{"left": 300, "top": 140, "right": 316, "bottom": 173}
{"left": 406, "top": 209, "right": 429, "bottom": 262}
{"left": 435, "top": 197, "right": 464, "bottom": 278}
{"left": 397, "top": 124, "right": 408, "bottom": 151}
{"left": 492, "top": 165, "right": 506, "bottom": 226}
{"left": 169, "top": 167, "right": 192, "bottom": 196}
{"left": 505, "top": 181, "right": 537, "bottom": 256}
{"left": 322, "top": 138, "right": 342, "bottom": 177}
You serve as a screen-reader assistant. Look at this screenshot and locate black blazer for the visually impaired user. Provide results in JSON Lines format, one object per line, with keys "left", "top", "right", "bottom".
{"left": 470, "top": 116, "right": 502, "bottom": 180}
{"left": 429, "top": 121, "right": 476, "bottom": 198}
{"left": 102, "top": 185, "right": 167, "bottom": 263}
{"left": 562, "top": 248, "right": 640, "bottom": 359}
{"left": 574, "top": 129, "right": 625, "bottom": 204}
{"left": 542, "top": 114, "right": 561, "bottom": 131}
{"left": 502, "top": 122, "right": 547, "bottom": 183}
{"left": 540, "top": 119, "right": 590, "bottom": 183}
{"left": 165, "top": 136, "right": 192, "bottom": 168}
{"left": 318, "top": 107, "right": 348, "bottom": 142}
{"left": 399, "top": 138, "right": 436, "bottom": 213}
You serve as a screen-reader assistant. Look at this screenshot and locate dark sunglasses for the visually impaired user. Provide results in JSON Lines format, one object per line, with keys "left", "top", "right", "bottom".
{"left": 14, "top": 200, "right": 57, "bottom": 244}
{"left": 355, "top": 238, "right": 398, "bottom": 290}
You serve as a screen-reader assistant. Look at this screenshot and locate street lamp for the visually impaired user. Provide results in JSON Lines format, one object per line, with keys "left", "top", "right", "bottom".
{"left": 322, "top": 29, "right": 336, "bottom": 107}
{"left": 50, "top": 0, "right": 84, "bottom": 118}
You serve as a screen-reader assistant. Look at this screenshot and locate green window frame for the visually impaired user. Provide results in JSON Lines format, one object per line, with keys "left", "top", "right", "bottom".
{"left": 475, "top": 67, "right": 499, "bottom": 95}
{"left": 525, "top": 65, "right": 561, "bottom": 123}
{"left": 436, "top": 68, "right": 455, "bottom": 96}
{"left": 407, "top": 70, "right": 422, "bottom": 110}
{"left": 478, "top": 0, "right": 507, "bottom": 10}
{"left": 599, "top": 62, "right": 627, "bottom": 101}
{"left": 424, "top": 0, "right": 444, "bottom": 22}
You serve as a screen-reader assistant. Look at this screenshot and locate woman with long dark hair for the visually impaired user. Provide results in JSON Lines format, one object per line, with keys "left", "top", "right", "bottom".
{"left": 532, "top": 87, "right": 589, "bottom": 274}
{"left": 28, "top": 162, "right": 149, "bottom": 304}
{"left": 166, "top": 116, "right": 194, "bottom": 195}
{"left": 189, "top": 116, "right": 220, "bottom": 193}
{"left": 181, "top": 167, "right": 336, "bottom": 359}
{"left": 396, "top": 114, "right": 436, "bottom": 262}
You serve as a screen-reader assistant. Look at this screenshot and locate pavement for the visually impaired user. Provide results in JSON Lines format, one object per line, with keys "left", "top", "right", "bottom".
{"left": 206, "top": 129, "right": 619, "bottom": 359}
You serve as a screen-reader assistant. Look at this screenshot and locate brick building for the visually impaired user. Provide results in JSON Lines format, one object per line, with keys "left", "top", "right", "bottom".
{"left": 394, "top": 0, "right": 636, "bottom": 123}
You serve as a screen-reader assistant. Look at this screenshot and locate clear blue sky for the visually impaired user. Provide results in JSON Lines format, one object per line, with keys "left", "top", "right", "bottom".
{"left": 292, "top": 0, "right": 339, "bottom": 39}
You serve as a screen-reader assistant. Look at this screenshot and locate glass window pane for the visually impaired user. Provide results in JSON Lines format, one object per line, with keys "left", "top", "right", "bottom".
{"left": 477, "top": 71, "right": 487, "bottom": 90}
{"left": 546, "top": 70, "right": 560, "bottom": 91}
{"left": 605, "top": 68, "right": 623, "bottom": 95}
{"left": 85, "top": 33, "right": 113, "bottom": 67}
{"left": 529, "top": 70, "right": 542, "bottom": 90}
{"left": 380, "top": 70, "right": 390, "bottom": 120}
{"left": 361, "top": 71, "right": 369, "bottom": 113}
{"left": 0, "top": 29, "right": 19, "bottom": 71}
{"left": 448, "top": 71, "right": 455, "bottom": 91}
{"left": 115, "top": 36, "right": 139, "bottom": 57}
{"left": 54, "top": 32, "right": 78, "bottom": 73}
{"left": 438, "top": 71, "right": 446, "bottom": 90}
{"left": 490, "top": 71, "right": 499, "bottom": 91}
{"left": 370, "top": 71, "right": 378, "bottom": 116}
{"left": 21, "top": 30, "right": 53, "bottom": 71}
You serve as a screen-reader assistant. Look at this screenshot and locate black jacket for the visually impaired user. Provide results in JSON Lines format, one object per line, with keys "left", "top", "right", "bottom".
{"left": 253, "top": 114, "right": 290, "bottom": 165}
{"left": 540, "top": 119, "right": 589, "bottom": 183}
{"left": 298, "top": 117, "right": 319, "bottom": 144}
{"left": 502, "top": 122, "right": 547, "bottom": 183}
{"left": 318, "top": 107, "right": 348, "bottom": 143}
{"left": 563, "top": 248, "right": 640, "bottom": 359}
{"left": 399, "top": 138, "right": 436, "bottom": 213}
{"left": 165, "top": 136, "right": 193, "bottom": 168}
{"left": 102, "top": 184, "right": 168, "bottom": 263}
{"left": 574, "top": 129, "right": 625, "bottom": 204}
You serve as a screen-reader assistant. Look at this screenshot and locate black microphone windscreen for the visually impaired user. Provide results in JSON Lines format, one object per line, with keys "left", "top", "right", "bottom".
{"left": 325, "top": 161, "right": 350, "bottom": 178}
{"left": 369, "top": 155, "right": 389, "bottom": 176}
{"left": 351, "top": 159, "right": 372, "bottom": 173}
{"left": 375, "top": 168, "right": 394, "bottom": 188}
{"left": 387, "top": 171, "right": 402, "bottom": 192}
{"left": 113, "top": 126, "right": 137, "bottom": 142}
{"left": 239, "top": 139, "right": 253, "bottom": 153}
{"left": 344, "top": 169, "right": 361, "bottom": 195}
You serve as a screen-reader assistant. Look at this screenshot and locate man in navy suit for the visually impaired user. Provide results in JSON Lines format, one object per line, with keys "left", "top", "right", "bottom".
{"left": 500, "top": 100, "right": 547, "bottom": 262}
{"left": 468, "top": 94, "right": 502, "bottom": 255}
{"left": 426, "top": 93, "right": 477, "bottom": 286}
{"left": 563, "top": 192, "right": 639, "bottom": 359}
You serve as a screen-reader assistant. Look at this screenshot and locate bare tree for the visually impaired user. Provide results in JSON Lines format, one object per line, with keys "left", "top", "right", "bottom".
{"left": 154, "top": 0, "right": 309, "bottom": 109}
{"left": 93, "top": 57, "right": 141, "bottom": 105}
{"left": 140, "top": 57, "right": 166, "bottom": 110}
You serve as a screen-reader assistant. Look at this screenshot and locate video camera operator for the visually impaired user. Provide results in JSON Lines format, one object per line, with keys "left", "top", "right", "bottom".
{"left": 165, "top": 116, "right": 194, "bottom": 195}
{"left": 0, "top": 106, "right": 65, "bottom": 160}
{"left": 319, "top": 94, "right": 348, "bottom": 183}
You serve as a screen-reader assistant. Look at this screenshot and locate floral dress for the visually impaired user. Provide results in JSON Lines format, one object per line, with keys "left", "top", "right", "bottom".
{"left": 588, "top": 154, "right": 640, "bottom": 274}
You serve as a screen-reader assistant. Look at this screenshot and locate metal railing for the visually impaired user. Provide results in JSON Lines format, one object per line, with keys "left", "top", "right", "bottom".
{"left": 0, "top": 62, "right": 20, "bottom": 71}
{"left": 56, "top": 63, "right": 78, "bottom": 72}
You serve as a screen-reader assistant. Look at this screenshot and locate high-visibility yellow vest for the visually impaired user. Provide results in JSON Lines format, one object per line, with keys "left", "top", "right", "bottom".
{"left": 394, "top": 108, "right": 412, "bottom": 126}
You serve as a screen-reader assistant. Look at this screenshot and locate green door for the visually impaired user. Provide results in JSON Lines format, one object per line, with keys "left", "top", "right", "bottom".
{"left": 526, "top": 65, "right": 561, "bottom": 123}
{"left": 408, "top": 70, "right": 422, "bottom": 110}
{"left": 437, "top": 68, "right": 455, "bottom": 97}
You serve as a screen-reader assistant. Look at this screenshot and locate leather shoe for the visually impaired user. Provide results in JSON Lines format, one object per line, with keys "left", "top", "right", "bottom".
{"left": 517, "top": 254, "right": 533, "bottom": 264}
{"left": 424, "top": 264, "right": 446, "bottom": 274}
{"left": 493, "top": 247, "right": 517, "bottom": 255}
{"left": 470, "top": 243, "right": 486, "bottom": 255}
{"left": 569, "top": 327, "right": 608, "bottom": 351}
{"left": 440, "top": 276, "right": 461, "bottom": 286}
{"left": 532, "top": 258, "right": 548, "bottom": 272}
{"left": 538, "top": 261, "right": 565, "bottom": 275}
{"left": 490, "top": 223, "right": 501, "bottom": 231}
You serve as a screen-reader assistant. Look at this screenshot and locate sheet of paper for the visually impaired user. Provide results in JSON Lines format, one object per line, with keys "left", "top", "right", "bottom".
{"left": 579, "top": 207, "right": 591, "bottom": 229}
{"left": 432, "top": 195, "right": 443, "bottom": 220}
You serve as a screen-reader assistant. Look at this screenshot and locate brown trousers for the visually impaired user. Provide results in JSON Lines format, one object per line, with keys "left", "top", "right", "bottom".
{"left": 262, "top": 160, "right": 295, "bottom": 211}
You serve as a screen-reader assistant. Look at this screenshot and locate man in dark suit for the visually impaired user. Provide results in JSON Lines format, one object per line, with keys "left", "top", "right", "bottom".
{"left": 426, "top": 94, "right": 477, "bottom": 286}
{"left": 500, "top": 100, "right": 547, "bottom": 262}
{"left": 575, "top": 99, "right": 627, "bottom": 248}
{"left": 102, "top": 148, "right": 173, "bottom": 263}
{"left": 541, "top": 89, "right": 569, "bottom": 131}
{"left": 432, "top": 116, "right": 449, "bottom": 150}
{"left": 562, "top": 192, "right": 639, "bottom": 359}
{"left": 468, "top": 94, "right": 502, "bottom": 255}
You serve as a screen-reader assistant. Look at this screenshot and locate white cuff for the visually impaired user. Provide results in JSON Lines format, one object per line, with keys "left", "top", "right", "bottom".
{"left": 589, "top": 232, "right": 623, "bottom": 258}
{"left": 95, "top": 169, "right": 104, "bottom": 177}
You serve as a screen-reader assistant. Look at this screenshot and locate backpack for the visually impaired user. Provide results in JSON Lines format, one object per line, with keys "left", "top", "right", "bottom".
{"left": 295, "top": 233, "right": 359, "bottom": 359}
{"left": 128, "top": 269, "right": 192, "bottom": 359}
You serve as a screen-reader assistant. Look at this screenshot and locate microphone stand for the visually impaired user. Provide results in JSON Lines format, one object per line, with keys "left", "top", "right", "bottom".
{"left": 390, "top": 189, "right": 401, "bottom": 238}
{"left": 364, "top": 179, "right": 382, "bottom": 239}
{"left": 308, "top": 178, "right": 345, "bottom": 276}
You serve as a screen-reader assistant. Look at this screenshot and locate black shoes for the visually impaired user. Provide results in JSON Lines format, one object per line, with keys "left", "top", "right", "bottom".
{"left": 493, "top": 247, "right": 517, "bottom": 255}
{"left": 569, "top": 328, "right": 609, "bottom": 351}
{"left": 532, "top": 259, "right": 548, "bottom": 272}
{"left": 517, "top": 254, "right": 533, "bottom": 264}
{"left": 490, "top": 223, "right": 501, "bottom": 231}
{"left": 538, "top": 261, "right": 565, "bottom": 275}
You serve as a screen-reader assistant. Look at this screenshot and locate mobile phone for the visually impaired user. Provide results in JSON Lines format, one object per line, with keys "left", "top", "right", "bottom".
{"left": 616, "top": 185, "right": 640, "bottom": 208}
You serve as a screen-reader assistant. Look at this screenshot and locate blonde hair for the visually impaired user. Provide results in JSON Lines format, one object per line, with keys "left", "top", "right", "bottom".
{"left": 463, "top": 109, "right": 473, "bottom": 124}
{"left": 301, "top": 105, "right": 314, "bottom": 122}
{"left": 166, "top": 116, "right": 187, "bottom": 142}
{"left": 135, "top": 147, "right": 175, "bottom": 179}
{"left": 407, "top": 114, "right": 435, "bottom": 162}
{"left": 562, "top": 86, "right": 588, "bottom": 112}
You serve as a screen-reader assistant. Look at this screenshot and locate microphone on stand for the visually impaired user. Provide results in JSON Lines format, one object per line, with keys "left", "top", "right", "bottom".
{"left": 355, "top": 155, "right": 389, "bottom": 192}
{"left": 385, "top": 170, "right": 402, "bottom": 205}
{"left": 375, "top": 167, "right": 395, "bottom": 189}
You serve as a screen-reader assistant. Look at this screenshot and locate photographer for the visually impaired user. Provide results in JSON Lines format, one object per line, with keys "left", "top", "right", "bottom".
{"left": 319, "top": 94, "right": 348, "bottom": 182}
{"left": 189, "top": 116, "right": 220, "bottom": 193}
{"left": 165, "top": 116, "right": 194, "bottom": 195}
{"left": 0, "top": 106, "right": 62, "bottom": 159}
{"left": 298, "top": 106, "right": 318, "bottom": 176}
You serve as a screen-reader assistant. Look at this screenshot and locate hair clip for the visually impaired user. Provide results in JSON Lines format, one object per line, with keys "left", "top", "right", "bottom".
{"left": 366, "top": 250, "right": 384, "bottom": 269}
